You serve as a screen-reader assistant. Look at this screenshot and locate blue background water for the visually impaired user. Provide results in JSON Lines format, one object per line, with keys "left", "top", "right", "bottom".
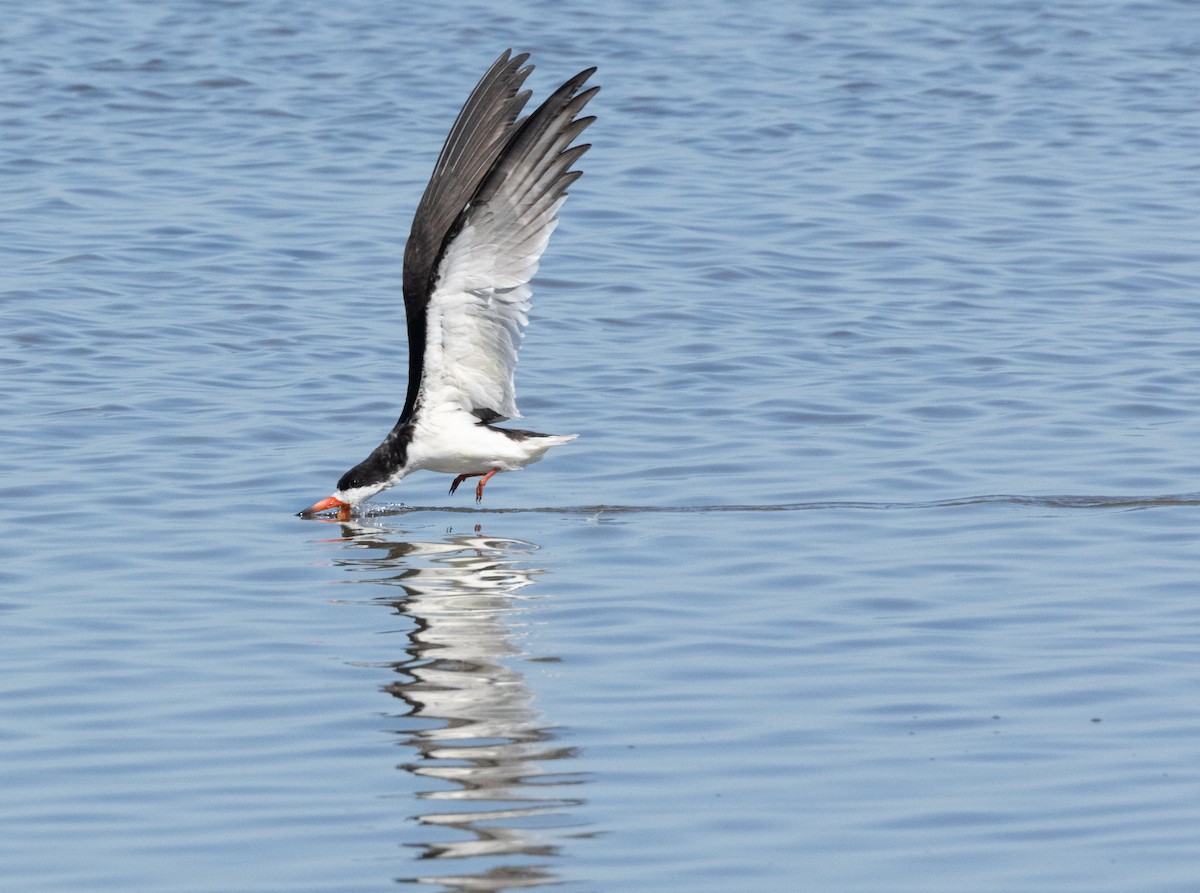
{"left": 4, "top": 1, "right": 1200, "bottom": 890}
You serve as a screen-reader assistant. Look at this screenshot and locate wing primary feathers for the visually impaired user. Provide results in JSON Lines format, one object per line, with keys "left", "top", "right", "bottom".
{"left": 472, "top": 73, "right": 598, "bottom": 212}
{"left": 403, "top": 51, "right": 533, "bottom": 300}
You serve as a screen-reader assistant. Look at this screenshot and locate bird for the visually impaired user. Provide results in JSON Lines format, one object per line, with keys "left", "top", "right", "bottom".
{"left": 299, "top": 51, "right": 598, "bottom": 521}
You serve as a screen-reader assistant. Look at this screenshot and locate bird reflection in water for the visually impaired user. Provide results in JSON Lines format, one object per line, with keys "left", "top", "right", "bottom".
{"left": 326, "top": 522, "right": 588, "bottom": 891}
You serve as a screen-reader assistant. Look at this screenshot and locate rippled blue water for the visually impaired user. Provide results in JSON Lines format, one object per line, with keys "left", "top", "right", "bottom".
{"left": 4, "top": 1, "right": 1200, "bottom": 891}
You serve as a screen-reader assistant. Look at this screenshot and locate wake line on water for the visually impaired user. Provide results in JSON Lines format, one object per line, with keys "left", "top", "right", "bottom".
{"left": 371, "top": 492, "right": 1200, "bottom": 516}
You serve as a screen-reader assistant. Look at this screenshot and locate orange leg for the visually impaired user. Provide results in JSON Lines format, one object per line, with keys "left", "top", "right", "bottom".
{"left": 474, "top": 468, "right": 501, "bottom": 503}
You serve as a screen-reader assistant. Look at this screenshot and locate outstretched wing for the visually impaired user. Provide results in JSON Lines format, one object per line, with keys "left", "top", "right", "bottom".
{"left": 416, "top": 63, "right": 598, "bottom": 422}
{"left": 399, "top": 50, "right": 535, "bottom": 420}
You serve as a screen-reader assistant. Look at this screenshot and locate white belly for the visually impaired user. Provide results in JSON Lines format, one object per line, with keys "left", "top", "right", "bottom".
{"left": 405, "top": 404, "right": 576, "bottom": 475}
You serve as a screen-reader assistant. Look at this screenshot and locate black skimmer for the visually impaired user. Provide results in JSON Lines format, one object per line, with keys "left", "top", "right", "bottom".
{"left": 300, "top": 51, "right": 598, "bottom": 520}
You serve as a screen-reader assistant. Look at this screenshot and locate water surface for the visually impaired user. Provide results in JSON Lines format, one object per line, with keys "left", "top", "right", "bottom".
{"left": 4, "top": 1, "right": 1200, "bottom": 891}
